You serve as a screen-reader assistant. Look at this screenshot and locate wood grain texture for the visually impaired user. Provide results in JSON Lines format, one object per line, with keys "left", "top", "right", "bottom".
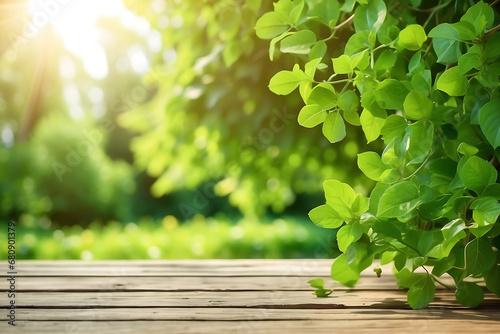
{"left": 1, "top": 259, "right": 499, "bottom": 334}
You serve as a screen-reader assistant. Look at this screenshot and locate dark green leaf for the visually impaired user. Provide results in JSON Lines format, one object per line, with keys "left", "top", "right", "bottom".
{"left": 478, "top": 99, "right": 500, "bottom": 148}
{"left": 465, "top": 238, "right": 496, "bottom": 276}
{"left": 407, "top": 274, "right": 435, "bottom": 309}
{"left": 455, "top": 282, "right": 484, "bottom": 308}
{"left": 459, "top": 156, "right": 497, "bottom": 194}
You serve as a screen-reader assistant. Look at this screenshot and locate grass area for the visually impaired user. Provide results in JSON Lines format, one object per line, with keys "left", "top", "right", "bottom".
{"left": 1, "top": 214, "right": 339, "bottom": 260}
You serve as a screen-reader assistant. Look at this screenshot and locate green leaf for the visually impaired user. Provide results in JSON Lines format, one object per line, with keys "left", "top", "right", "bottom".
{"left": 378, "top": 181, "right": 420, "bottom": 218}
{"left": 395, "top": 268, "right": 423, "bottom": 289}
{"left": 298, "top": 105, "right": 327, "bottom": 128}
{"left": 357, "top": 151, "right": 397, "bottom": 182}
{"left": 360, "top": 108, "right": 385, "bottom": 143}
{"left": 351, "top": 194, "right": 369, "bottom": 216}
{"left": 478, "top": 99, "right": 500, "bottom": 148}
{"left": 309, "top": 40, "right": 327, "bottom": 60}
{"left": 372, "top": 220, "right": 402, "bottom": 241}
{"left": 345, "top": 31, "right": 371, "bottom": 56}
{"left": 429, "top": 23, "right": 463, "bottom": 41}
{"left": 308, "top": 204, "right": 344, "bottom": 229}
{"left": 338, "top": 91, "right": 360, "bottom": 124}
{"left": 407, "top": 274, "right": 435, "bottom": 309}
{"left": 377, "top": 13, "right": 399, "bottom": 44}
{"left": 459, "top": 156, "right": 497, "bottom": 194}
{"left": 406, "top": 121, "right": 434, "bottom": 164}
{"left": 331, "top": 254, "right": 359, "bottom": 287}
{"left": 332, "top": 54, "right": 354, "bottom": 75}
{"left": 374, "top": 50, "right": 397, "bottom": 78}
{"left": 307, "top": 278, "right": 333, "bottom": 297}
{"left": 307, "top": 0, "right": 340, "bottom": 27}
{"left": 375, "top": 79, "right": 409, "bottom": 110}
{"left": 403, "top": 90, "right": 433, "bottom": 120}
{"left": 460, "top": 0, "right": 494, "bottom": 35}
{"left": 457, "top": 142, "right": 479, "bottom": 156}
{"left": 458, "top": 45, "right": 483, "bottom": 75}
{"left": 322, "top": 111, "right": 346, "bottom": 143}
{"left": 353, "top": 0, "right": 386, "bottom": 32}
{"left": 485, "top": 33, "right": 500, "bottom": 60}
{"left": 471, "top": 197, "right": 500, "bottom": 226}
{"left": 485, "top": 265, "right": 500, "bottom": 296}
{"left": 465, "top": 238, "right": 496, "bottom": 276}
{"left": 337, "top": 223, "right": 363, "bottom": 252}
{"left": 307, "top": 278, "right": 325, "bottom": 289}
{"left": 436, "top": 67, "right": 470, "bottom": 97}
{"left": 441, "top": 218, "right": 466, "bottom": 241}
{"left": 255, "top": 12, "right": 289, "bottom": 39}
{"left": 429, "top": 24, "right": 464, "bottom": 63}
{"left": 323, "top": 180, "right": 356, "bottom": 220}
{"left": 381, "top": 115, "right": 407, "bottom": 143}
{"left": 455, "top": 282, "right": 484, "bottom": 308}
{"left": 307, "top": 84, "right": 337, "bottom": 109}
{"left": 398, "top": 24, "right": 427, "bottom": 51}
{"left": 280, "top": 30, "right": 317, "bottom": 54}
{"left": 269, "top": 64, "right": 310, "bottom": 95}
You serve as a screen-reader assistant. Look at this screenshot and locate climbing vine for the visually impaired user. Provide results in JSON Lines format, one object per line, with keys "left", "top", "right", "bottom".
{"left": 257, "top": 0, "right": 500, "bottom": 308}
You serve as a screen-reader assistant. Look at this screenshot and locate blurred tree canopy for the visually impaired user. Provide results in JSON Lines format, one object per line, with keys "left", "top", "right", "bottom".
{"left": 120, "top": 0, "right": 374, "bottom": 218}
{"left": 0, "top": 0, "right": 373, "bottom": 228}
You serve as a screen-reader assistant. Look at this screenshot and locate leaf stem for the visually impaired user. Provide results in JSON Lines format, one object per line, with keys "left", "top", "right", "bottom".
{"left": 431, "top": 275, "right": 455, "bottom": 290}
{"left": 484, "top": 23, "right": 500, "bottom": 39}
{"left": 320, "top": 78, "right": 353, "bottom": 84}
{"left": 401, "top": 151, "right": 433, "bottom": 180}
{"left": 333, "top": 14, "right": 355, "bottom": 30}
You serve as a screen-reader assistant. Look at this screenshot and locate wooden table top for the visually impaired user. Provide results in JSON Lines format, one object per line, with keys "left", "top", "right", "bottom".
{"left": 1, "top": 259, "right": 499, "bottom": 333}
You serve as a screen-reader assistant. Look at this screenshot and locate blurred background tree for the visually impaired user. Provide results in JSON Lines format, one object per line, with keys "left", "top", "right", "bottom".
{"left": 0, "top": 0, "right": 373, "bottom": 259}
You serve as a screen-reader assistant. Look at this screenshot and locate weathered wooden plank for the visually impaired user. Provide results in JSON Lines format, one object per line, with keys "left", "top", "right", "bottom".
{"left": 1, "top": 275, "right": 462, "bottom": 292}
{"left": 9, "top": 259, "right": 338, "bottom": 276}
{"left": 4, "top": 319, "right": 500, "bottom": 334}
{"left": 13, "top": 307, "right": 500, "bottom": 321}
{"left": 6, "top": 290, "right": 500, "bottom": 309}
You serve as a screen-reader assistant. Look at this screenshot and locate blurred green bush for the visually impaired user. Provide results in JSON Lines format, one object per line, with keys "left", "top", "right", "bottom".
{"left": 0, "top": 113, "right": 135, "bottom": 226}
{"left": 0, "top": 215, "right": 338, "bottom": 260}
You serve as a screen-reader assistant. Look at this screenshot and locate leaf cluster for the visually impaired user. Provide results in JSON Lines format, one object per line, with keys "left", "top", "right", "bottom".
{"left": 257, "top": 0, "right": 500, "bottom": 308}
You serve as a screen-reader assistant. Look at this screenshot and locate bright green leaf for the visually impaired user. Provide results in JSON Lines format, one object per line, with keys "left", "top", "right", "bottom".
{"left": 337, "top": 223, "right": 363, "bottom": 252}
{"left": 255, "top": 12, "right": 290, "bottom": 39}
{"left": 280, "top": 30, "right": 317, "bottom": 54}
{"left": 298, "top": 105, "right": 327, "bottom": 128}
{"left": 269, "top": 64, "right": 310, "bottom": 95}
{"left": 398, "top": 24, "right": 427, "bottom": 51}
{"left": 308, "top": 204, "right": 344, "bottom": 228}
{"left": 378, "top": 181, "right": 420, "bottom": 217}
{"left": 436, "top": 67, "right": 470, "bottom": 96}
{"left": 322, "top": 111, "right": 346, "bottom": 143}
{"left": 403, "top": 90, "right": 433, "bottom": 120}
{"left": 323, "top": 180, "right": 356, "bottom": 220}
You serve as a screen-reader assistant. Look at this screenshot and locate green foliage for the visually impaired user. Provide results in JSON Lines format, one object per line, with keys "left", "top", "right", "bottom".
{"left": 0, "top": 215, "right": 338, "bottom": 260}
{"left": 0, "top": 114, "right": 135, "bottom": 226}
{"left": 307, "top": 278, "right": 333, "bottom": 297}
{"left": 121, "top": 0, "right": 372, "bottom": 217}
{"left": 258, "top": 0, "right": 500, "bottom": 309}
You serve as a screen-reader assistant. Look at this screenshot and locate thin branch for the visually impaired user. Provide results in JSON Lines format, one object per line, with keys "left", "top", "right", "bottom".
{"left": 333, "top": 14, "right": 355, "bottom": 30}
{"left": 489, "top": 0, "right": 500, "bottom": 7}
{"left": 484, "top": 23, "right": 500, "bottom": 39}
